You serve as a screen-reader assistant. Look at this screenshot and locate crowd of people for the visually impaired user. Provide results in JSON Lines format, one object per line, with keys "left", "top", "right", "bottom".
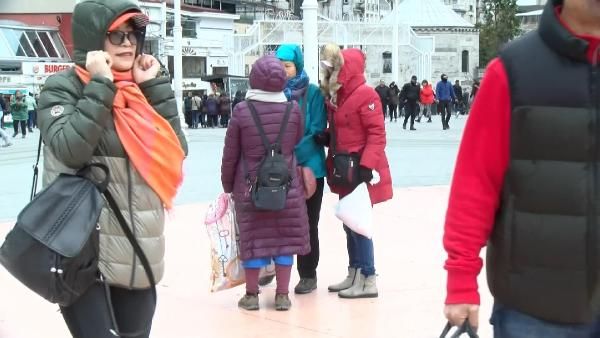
{"left": 375, "top": 76, "right": 480, "bottom": 130}
{"left": 183, "top": 90, "right": 234, "bottom": 129}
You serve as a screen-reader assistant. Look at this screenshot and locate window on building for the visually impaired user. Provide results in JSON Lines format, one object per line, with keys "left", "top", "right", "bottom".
{"left": 461, "top": 50, "right": 469, "bottom": 73}
{"left": 212, "top": 66, "right": 228, "bottom": 75}
{"left": 143, "top": 39, "right": 160, "bottom": 56}
{"left": 168, "top": 55, "right": 207, "bottom": 78}
{"left": 26, "top": 31, "right": 49, "bottom": 57}
{"left": 166, "top": 14, "right": 197, "bottom": 38}
{"left": 38, "top": 32, "right": 59, "bottom": 57}
{"left": 0, "top": 26, "right": 69, "bottom": 59}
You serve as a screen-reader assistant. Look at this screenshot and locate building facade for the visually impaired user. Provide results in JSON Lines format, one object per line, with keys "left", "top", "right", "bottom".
{"left": 140, "top": 1, "right": 240, "bottom": 94}
{"left": 0, "top": 0, "right": 74, "bottom": 95}
{"left": 443, "top": 0, "right": 477, "bottom": 25}
{"left": 393, "top": 0, "right": 479, "bottom": 86}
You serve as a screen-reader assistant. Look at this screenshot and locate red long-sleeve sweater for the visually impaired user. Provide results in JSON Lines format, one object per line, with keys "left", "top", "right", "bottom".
{"left": 444, "top": 9, "right": 600, "bottom": 305}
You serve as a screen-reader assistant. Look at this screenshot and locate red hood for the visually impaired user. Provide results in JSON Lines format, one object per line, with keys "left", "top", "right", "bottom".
{"left": 338, "top": 49, "right": 366, "bottom": 98}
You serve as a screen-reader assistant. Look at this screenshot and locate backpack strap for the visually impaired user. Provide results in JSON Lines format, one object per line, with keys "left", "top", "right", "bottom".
{"left": 275, "top": 103, "right": 293, "bottom": 148}
{"left": 246, "top": 101, "right": 293, "bottom": 153}
{"left": 246, "top": 101, "right": 273, "bottom": 151}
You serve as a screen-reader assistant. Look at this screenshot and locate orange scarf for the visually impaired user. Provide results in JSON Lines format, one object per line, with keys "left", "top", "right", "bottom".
{"left": 75, "top": 66, "right": 184, "bottom": 209}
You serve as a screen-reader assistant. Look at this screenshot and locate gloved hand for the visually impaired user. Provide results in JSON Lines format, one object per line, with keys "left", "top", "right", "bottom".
{"left": 313, "top": 131, "right": 331, "bottom": 146}
{"left": 359, "top": 166, "right": 373, "bottom": 183}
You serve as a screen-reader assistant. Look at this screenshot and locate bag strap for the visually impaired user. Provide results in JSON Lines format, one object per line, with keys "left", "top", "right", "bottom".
{"left": 30, "top": 135, "right": 43, "bottom": 201}
{"left": 246, "top": 101, "right": 293, "bottom": 152}
{"left": 275, "top": 103, "right": 293, "bottom": 147}
{"left": 300, "top": 87, "right": 309, "bottom": 118}
{"left": 103, "top": 189, "right": 157, "bottom": 337}
{"left": 329, "top": 103, "right": 338, "bottom": 154}
{"left": 440, "top": 321, "right": 479, "bottom": 338}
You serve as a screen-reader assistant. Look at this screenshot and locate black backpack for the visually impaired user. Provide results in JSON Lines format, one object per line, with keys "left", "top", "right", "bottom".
{"left": 243, "top": 101, "right": 293, "bottom": 211}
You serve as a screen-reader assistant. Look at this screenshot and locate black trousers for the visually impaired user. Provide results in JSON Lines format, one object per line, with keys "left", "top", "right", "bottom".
{"left": 439, "top": 100, "right": 452, "bottom": 128}
{"left": 13, "top": 120, "right": 26, "bottom": 136}
{"left": 388, "top": 104, "right": 398, "bottom": 121}
{"left": 403, "top": 101, "right": 417, "bottom": 127}
{"left": 381, "top": 103, "right": 388, "bottom": 118}
{"left": 221, "top": 114, "right": 230, "bottom": 127}
{"left": 60, "top": 282, "right": 155, "bottom": 338}
{"left": 297, "top": 177, "right": 325, "bottom": 279}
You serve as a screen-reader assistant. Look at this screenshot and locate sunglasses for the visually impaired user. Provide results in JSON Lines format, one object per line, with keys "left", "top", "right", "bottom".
{"left": 106, "top": 30, "right": 141, "bottom": 45}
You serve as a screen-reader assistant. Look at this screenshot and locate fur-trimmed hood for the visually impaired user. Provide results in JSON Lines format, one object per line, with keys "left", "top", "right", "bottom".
{"left": 319, "top": 43, "right": 344, "bottom": 105}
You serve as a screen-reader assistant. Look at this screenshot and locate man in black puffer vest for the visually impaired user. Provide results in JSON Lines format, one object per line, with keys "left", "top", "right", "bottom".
{"left": 442, "top": 0, "right": 600, "bottom": 336}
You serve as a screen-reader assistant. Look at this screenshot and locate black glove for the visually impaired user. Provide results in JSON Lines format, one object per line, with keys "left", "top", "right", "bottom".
{"left": 313, "top": 131, "right": 331, "bottom": 147}
{"left": 359, "top": 166, "right": 373, "bottom": 183}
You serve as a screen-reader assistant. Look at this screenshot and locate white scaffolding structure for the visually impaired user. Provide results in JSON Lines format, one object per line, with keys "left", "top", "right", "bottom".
{"left": 233, "top": 16, "right": 434, "bottom": 84}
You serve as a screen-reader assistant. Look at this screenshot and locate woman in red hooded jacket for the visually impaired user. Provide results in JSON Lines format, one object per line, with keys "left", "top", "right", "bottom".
{"left": 316, "top": 45, "right": 393, "bottom": 299}
{"left": 418, "top": 79, "right": 435, "bottom": 123}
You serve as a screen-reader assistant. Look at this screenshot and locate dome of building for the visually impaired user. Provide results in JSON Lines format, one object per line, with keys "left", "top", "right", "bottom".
{"left": 382, "top": 0, "right": 475, "bottom": 28}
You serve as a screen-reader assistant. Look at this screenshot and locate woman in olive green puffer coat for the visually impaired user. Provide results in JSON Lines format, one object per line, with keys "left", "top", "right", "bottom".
{"left": 34, "top": 0, "right": 188, "bottom": 337}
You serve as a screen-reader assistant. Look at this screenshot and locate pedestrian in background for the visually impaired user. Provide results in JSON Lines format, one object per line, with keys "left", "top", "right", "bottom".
{"left": 221, "top": 54, "right": 309, "bottom": 311}
{"left": 0, "top": 96, "right": 6, "bottom": 130}
{"left": 184, "top": 92, "right": 193, "bottom": 128}
{"left": 417, "top": 79, "right": 435, "bottom": 123}
{"left": 375, "top": 80, "right": 389, "bottom": 118}
{"left": 219, "top": 92, "right": 231, "bottom": 127}
{"left": 191, "top": 92, "right": 202, "bottom": 129}
{"left": 275, "top": 44, "right": 328, "bottom": 294}
{"left": 232, "top": 90, "right": 244, "bottom": 111}
{"left": 205, "top": 94, "right": 218, "bottom": 128}
{"left": 26, "top": 92, "right": 37, "bottom": 132}
{"left": 10, "top": 91, "right": 28, "bottom": 138}
{"left": 37, "top": 0, "right": 187, "bottom": 336}
{"left": 400, "top": 75, "right": 421, "bottom": 131}
{"left": 453, "top": 80, "right": 464, "bottom": 116}
{"left": 388, "top": 82, "right": 400, "bottom": 122}
{"left": 435, "top": 74, "right": 456, "bottom": 130}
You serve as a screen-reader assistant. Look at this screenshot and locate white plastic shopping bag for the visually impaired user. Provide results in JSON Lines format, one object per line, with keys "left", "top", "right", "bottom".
{"left": 205, "top": 193, "right": 244, "bottom": 292}
{"left": 334, "top": 183, "right": 374, "bottom": 238}
{"left": 205, "top": 193, "right": 275, "bottom": 292}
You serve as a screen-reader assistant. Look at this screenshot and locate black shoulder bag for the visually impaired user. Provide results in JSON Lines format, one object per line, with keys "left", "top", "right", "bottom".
{"left": 0, "top": 136, "right": 156, "bottom": 323}
{"left": 328, "top": 110, "right": 361, "bottom": 188}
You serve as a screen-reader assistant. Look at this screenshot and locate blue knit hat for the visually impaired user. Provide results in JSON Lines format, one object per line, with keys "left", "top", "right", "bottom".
{"left": 275, "top": 44, "right": 304, "bottom": 74}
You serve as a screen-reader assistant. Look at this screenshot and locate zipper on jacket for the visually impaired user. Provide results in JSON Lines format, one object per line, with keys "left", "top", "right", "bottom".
{"left": 126, "top": 158, "right": 138, "bottom": 288}
{"left": 588, "top": 47, "right": 600, "bottom": 305}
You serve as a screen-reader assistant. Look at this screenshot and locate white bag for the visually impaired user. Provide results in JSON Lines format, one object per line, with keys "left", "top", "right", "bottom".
{"left": 205, "top": 193, "right": 275, "bottom": 292}
{"left": 334, "top": 183, "right": 374, "bottom": 238}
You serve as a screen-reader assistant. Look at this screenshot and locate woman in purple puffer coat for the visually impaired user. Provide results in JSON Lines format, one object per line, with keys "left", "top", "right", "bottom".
{"left": 221, "top": 54, "right": 309, "bottom": 311}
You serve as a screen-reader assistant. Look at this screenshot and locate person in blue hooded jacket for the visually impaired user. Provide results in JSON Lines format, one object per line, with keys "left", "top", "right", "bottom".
{"left": 267, "top": 44, "right": 328, "bottom": 294}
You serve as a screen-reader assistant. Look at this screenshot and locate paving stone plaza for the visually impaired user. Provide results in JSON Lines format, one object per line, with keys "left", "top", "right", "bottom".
{"left": 0, "top": 117, "right": 499, "bottom": 337}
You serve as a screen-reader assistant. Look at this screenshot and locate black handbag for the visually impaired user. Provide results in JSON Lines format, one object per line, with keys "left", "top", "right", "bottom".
{"left": 0, "top": 144, "right": 107, "bottom": 306}
{"left": 0, "top": 136, "right": 157, "bottom": 315}
{"left": 328, "top": 110, "right": 361, "bottom": 188}
{"left": 440, "top": 321, "right": 479, "bottom": 338}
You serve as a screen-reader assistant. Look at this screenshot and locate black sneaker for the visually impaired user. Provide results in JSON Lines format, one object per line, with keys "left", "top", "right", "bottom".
{"left": 294, "top": 278, "right": 317, "bottom": 294}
